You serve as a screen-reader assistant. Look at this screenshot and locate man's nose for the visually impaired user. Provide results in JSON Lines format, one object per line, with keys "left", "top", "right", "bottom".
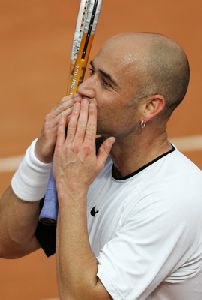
{"left": 78, "top": 76, "right": 96, "bottom": 99}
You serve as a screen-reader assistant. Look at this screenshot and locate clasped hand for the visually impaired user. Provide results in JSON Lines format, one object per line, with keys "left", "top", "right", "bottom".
{"left": 53, "top": 98, "right": 115, "bottom": 196}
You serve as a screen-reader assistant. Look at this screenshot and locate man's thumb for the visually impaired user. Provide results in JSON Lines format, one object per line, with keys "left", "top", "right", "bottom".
{"left": 105, "top": 137, "right": 116, "bottom": 150}
{"left": 97, "top": 137, "right": 115, "bottom": 170}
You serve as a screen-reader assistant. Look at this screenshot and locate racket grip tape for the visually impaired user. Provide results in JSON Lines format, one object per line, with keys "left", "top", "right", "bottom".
{"left": 39, "top": 166, "right": 58, "bottom": 224}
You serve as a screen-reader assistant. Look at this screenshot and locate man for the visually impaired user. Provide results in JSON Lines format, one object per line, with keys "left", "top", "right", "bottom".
{"left": 0, "top": 32, "right": 202, "bottom": 300}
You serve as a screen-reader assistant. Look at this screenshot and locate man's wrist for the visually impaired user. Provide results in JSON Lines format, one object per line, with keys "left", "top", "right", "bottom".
{"left": 57, "top": 183, "right": 88, "bottom": 202}
{"left": 35, "top": 138, "right": 54, "bottom": 163}
{"left": 11, "top": 139, "right": 51, "bottom": 202}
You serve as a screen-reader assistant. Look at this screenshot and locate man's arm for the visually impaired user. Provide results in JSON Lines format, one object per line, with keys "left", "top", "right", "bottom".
{"left": 0, "top": 95, "right": 76, "bottom": 259}
{"left": 54, "top": 99, "right": 115, "bottom": 299}
{"left": 0, "top": 186, "right": 40, "bottom": 258}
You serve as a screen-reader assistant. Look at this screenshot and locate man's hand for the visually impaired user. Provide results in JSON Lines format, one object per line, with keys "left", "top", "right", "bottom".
{"left": 53, "top": 98, "right": 115, "bottom": 196}
{"left": 53, "top": 98, "right": 115, "bottom": 300}
{"left": 35, "top": 94, "right": 81, "bottom": 163}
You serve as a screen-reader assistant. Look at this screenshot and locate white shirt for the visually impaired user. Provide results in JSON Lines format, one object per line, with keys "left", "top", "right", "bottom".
{"left": 87, "top": 148, "right": 202, "bottom": 300}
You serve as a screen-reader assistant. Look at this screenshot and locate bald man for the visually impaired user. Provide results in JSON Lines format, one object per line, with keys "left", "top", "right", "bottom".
{"left": 1, "top": 33, "right": 202, "bottom": 300}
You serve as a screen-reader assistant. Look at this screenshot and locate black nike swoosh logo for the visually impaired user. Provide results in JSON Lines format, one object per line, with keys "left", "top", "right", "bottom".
{"left": 90, "top": 206, "right": 99, "bottom": 217}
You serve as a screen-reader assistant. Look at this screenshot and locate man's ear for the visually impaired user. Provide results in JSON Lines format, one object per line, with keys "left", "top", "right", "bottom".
{"left": 142, "top": 95, "right": 166, "bottom": 122}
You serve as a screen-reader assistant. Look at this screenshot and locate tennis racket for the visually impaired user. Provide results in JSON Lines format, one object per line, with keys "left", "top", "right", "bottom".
{"left": 39, "top": 0, "right": 103, "bottom": 224}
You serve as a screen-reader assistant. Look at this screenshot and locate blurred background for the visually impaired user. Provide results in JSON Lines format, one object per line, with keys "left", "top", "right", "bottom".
{"left": 0, "top": 0, "right": 201, "bottom": 299}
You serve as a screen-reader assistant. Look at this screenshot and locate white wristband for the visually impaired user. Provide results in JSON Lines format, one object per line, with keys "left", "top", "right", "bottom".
{"left": 11, "top": 139, "right": 51, "bottom": 201}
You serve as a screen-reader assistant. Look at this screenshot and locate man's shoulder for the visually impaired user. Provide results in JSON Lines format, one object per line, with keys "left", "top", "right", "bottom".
{"left": 144, "top": 148, "right": 202, "bottom": 189}
{"left": 121, "top": 149, "right": 202, "bottom": 220}
{"left": 170, "top": 148, "right": 201, "bottom": 173}
{"left": 163, "top": 148, "right": 202, "bottom": 191}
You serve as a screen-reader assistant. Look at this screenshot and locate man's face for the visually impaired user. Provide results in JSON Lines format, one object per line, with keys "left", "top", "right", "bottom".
{"left": 78, "top": 41, "right": 143, "bottom": 138}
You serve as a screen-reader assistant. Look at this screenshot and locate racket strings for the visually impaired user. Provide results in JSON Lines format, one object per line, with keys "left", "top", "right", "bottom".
{"left": 82, "top": 0, "right": 99, "bottom": 59}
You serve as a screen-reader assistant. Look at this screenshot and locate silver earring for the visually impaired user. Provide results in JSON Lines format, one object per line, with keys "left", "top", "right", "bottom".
{"left": 140, "top": 120, "right": 146, "bottom": 129}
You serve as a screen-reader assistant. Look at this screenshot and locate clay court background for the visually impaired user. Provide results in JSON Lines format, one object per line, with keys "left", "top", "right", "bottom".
{"left": 0, "top": 0, "right": 202, "bottom": 299}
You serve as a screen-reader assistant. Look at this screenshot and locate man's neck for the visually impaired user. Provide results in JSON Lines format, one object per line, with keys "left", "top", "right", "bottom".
{"left": 110, "top": 129, "right": 172, "bottom": 178}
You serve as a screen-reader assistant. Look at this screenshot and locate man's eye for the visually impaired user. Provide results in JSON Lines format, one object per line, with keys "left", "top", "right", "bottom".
{"left": 89, "top": 67, "right": 95, "bottom": 76}
{"left": 101, "top": 78, "right": 113, "bottom": 89}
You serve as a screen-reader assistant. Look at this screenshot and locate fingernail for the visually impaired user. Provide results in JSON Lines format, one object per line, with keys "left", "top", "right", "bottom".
{"left": 74, "top": 96, "right": 82, "bottom": 103}
{"left": 82, "top": 98, "right": 89, "bottom": 104}
{"left": 61, "top": 111, "right": 65, "bottom": 120}
{"left": 107, "top": 137, "right": 115, "bottom": 147}
{"left": 74, "top": 102, "right": 80, "bottom": 109}
{"left": 89, "top": 99, "right": 97, "bottom": 105}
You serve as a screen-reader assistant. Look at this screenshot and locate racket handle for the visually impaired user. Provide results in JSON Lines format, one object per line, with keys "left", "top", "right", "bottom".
{"left": 39, "top": 166, "right": 58, "bottom": 224}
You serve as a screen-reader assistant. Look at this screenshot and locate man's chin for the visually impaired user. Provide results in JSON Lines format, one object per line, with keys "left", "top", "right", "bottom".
{"left": 97, "top": 123, "right": 113, "bottom": 138}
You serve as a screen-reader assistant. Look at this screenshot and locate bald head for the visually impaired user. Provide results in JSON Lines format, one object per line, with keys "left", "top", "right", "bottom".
{"left": 101, "top": 33, "right": 190, "bottom": 116}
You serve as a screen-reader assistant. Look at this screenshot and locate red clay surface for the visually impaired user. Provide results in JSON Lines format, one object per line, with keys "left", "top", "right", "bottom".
{"left": 0, "top": 1, "right": 202, "bottom": 299}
